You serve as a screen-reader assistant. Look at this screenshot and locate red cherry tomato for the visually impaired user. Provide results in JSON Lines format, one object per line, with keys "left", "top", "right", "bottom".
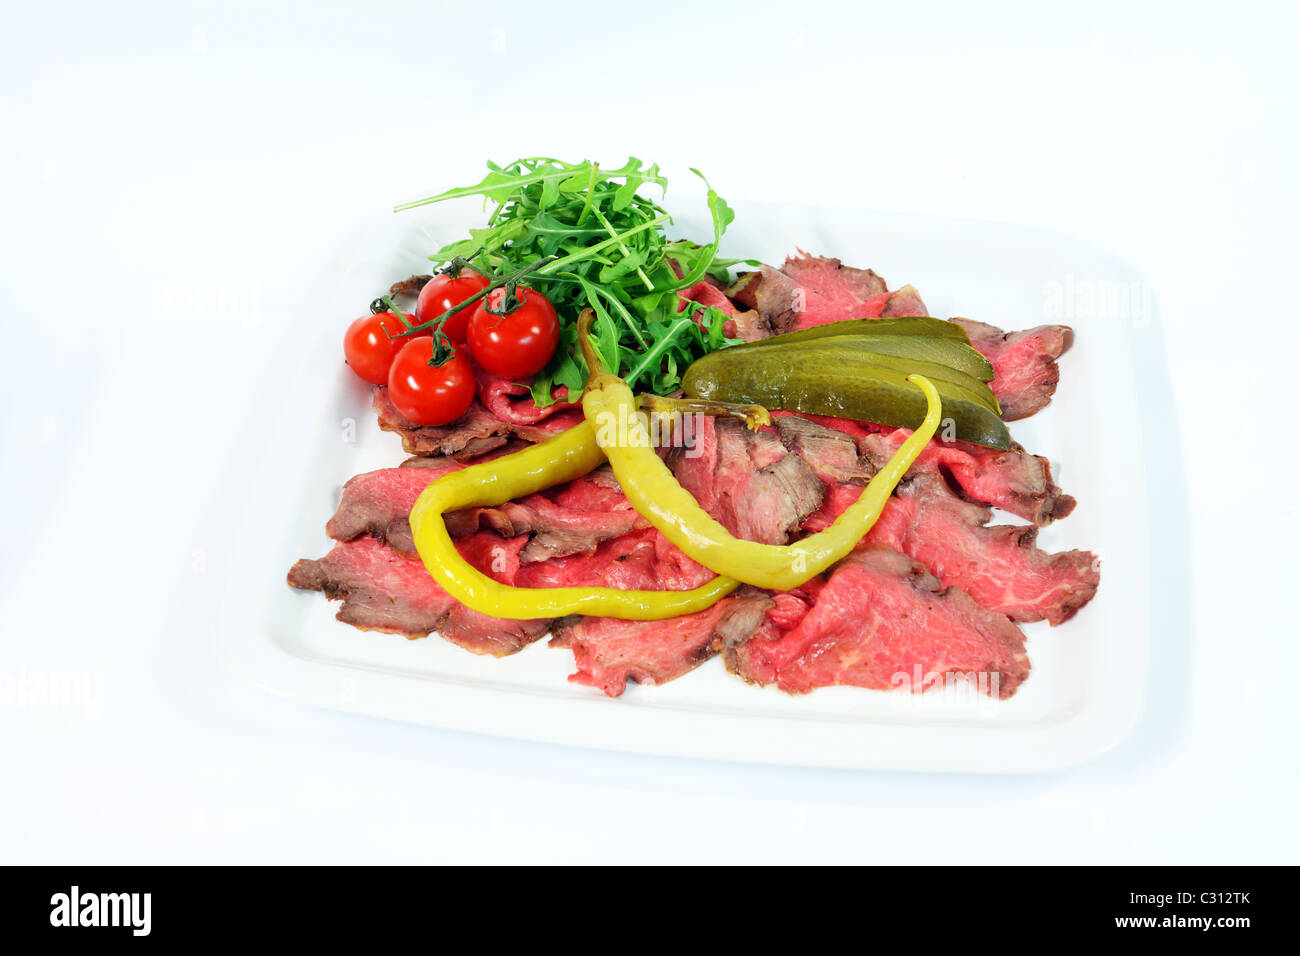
{"left": 415, "top": 270, "right": 492, "bottom": 345}
{"left": 467, "top": 287, "right": 560, "bottom": 379}
{"left": 386, "top": 337, "right": 476, "bottom": 426}
{"left": 343, "top": 312, "right": 407, "bottom": 385}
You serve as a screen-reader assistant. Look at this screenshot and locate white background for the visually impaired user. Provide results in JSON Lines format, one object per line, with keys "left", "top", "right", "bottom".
{"left": 2, "top": 0, "right": 1297, "bottom": 863}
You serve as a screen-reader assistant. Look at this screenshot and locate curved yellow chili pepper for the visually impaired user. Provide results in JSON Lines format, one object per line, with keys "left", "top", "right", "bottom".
{"left": 408, "top": 420, "right": 740, "bottom": 621}
{"left": 578, "top": 311, "right": 943, "bottom": 591}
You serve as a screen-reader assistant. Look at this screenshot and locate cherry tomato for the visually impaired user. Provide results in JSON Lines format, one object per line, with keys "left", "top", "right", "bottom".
{"left": 467, "top": 287, "right": 560, "bottom": 379}
{"left": 343, "top": 312, "right": 408, "bottom": 385}
{"left": 387, "top": 337, "right": 476, "bottom": 426}
{"left": 415, "top": 270, "right": 492, "bottom": 344}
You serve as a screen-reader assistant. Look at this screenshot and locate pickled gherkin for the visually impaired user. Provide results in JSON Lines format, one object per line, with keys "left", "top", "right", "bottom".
{"left": 716, "top": 319, "right": 994, "bottom": 382}
{"left": 733, "top": 316, "right": 970, "bottom": 343}
{"left": 682, "top": 339, "right": 1012, "bottom": 450}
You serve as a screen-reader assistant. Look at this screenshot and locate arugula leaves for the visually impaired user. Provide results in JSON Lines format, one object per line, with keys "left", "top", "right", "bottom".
{"left": 395, "top": 158, "right": 754, "bottom": 405}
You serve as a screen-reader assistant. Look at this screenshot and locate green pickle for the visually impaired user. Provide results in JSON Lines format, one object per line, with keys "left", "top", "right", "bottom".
{"left": 731, "top": 316, "right": 971, "bottom": 344}
{"left": 682, "top": 338, "right": 1012, "bottom": 450}
{"left": 716, "top": 318, "right": 994, "bottom": 382}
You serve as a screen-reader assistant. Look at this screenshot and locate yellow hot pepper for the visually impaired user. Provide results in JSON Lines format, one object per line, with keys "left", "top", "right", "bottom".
{"left": 408, "top": 419, "right": 740, "bottom": 621}
{"left": 578, "top": 311, "right": 942, "bottom": 591}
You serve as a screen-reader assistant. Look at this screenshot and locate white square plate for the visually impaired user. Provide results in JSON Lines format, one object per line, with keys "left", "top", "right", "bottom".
{"left": 215, "top": 200, "right": 1155, "bottom": 772}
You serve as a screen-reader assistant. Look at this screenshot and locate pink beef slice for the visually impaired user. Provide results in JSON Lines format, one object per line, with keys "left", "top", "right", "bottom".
{"left": 877, "top": 284, "right": 929, "bottom": 317}
{"left": 774, "top": 410, "right": 874, "bottom": 443}
{"left": 861, "top": 427, "right": 1076, "bottom": 525}
{"left": 676, "top": 279, "right": 767, "bottom": 341}
{"left": 514, "top": 527, "right": 715, "bottom": 594}
{"left": 781, "top": 253, "right": 888, "bottom": 306}
{"left": 501, "top": 404, "right": 585, "bottom": 443}
{"left": 786, "top": 427, "right": 1096, "bottom": 625}
{"left": 950, "top": 318, "right": 1075, "bottom": 421}
{"left": 327, "top": 465, "right": 465, "bottom": 552}
{"left": 724, "top": 253, "right": 929, "bottom": 337}
{"left": 770, "top": 415, "right": 872, "bottom": 485}
{"left": 372, "top": 385, "right": 584, "bottom": 457}
{"left": 472, "top": 366, "right": 579, "bottom": 425}
{"left": 373, "top": 387, "right": 514, "bottom": 458}
{"left": 666, "top": 417, "right": 825, "bottom": 545}
{"left": 725, "top": 546, "right": 1031, "bottom": 699}
{"left": 512, "top": 479, "right": 645, "bottom": 562}
{"left": 286, "top": 535, "right": 548, "bottom": 655}
{"left": 863, "top": 472, "right": 1099, "bottom": 626}
{"left": 327, "top": 466, "right": 642, "bottom": 562}
{"left": 724, "top": 265, "right": 847, "bottom": 335}
{"left": 549, "top": 464, "right": 631, "bottom": 512}
{"left": 779, "top": 252, "right": 930, "bottom": 319}
{"left": 776, "top": 415, "right": 1074, "bottom": 527}
{"left": 780, "top": 252, "right": 929, "bottom": 318}
{"left": 551, "top": 587, "right": 775, "bottom": 697}
{"left": 399, "top": 440, "right": 532, "bottom": 470}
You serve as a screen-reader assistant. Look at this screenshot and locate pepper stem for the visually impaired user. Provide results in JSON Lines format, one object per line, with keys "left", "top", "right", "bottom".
{"left": 636, "top": 395, "right": 771, "bottom": 431}
{"left": 578, "top": 309, "right": 617, "bottom": 389}
{"left": 579, "top": 308, "right": 771, "bottom": 429}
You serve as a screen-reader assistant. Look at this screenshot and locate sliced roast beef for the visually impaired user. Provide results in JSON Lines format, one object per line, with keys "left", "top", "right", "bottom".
{"left": 780, "top": 253, "right": 887, "bottom": 306}
{"left": 777, "top": 253, "right": 929, "bottom": 319}
{"left": 505, "top": 407, "right": 586, "bottom": 443}
{"left": 725, "top": 546, "right": 1030, "bottom": 698}
{"left": 777, "top": 413, "right": 1070, "bottom": 525}
{"left": 551, "top": 587, "right": 774, "bottom": 697}
{"left": 329, "top": 465, "right": 466, "bottom": 551}
{"left": 473, "top": 367, "right": 580, "bottom": 425}
{"left": 777, "top": 411, "right": 874, "bottom": 443}
{"left": 724, "top": 266, "right": 795, "bottom": 336}
{"left": 860, "top": 428, "right": 1075, "bottom": 525}
{"left": 725, "top": 264, "right": 845, "bottom": 335}
{"left": 514, "top": 527, "right": 715, "bottom": 593}
{"left": 387, "top": 274, "right": 433, "bottom": 297}
{"left": 798, "top": 481, "right": 871, "bottom": 536}
{"left": 510, "top": 484, "right": 643, "bottom": 562}
{"left": 550, "top": 464, "right": 628, "bottom": 510}
{"left": 878, "top": 284, "right": 928, "bottom": 317}
{"left": 287, "top": 535, "right": 548, "bottom": 655}
{"left": 780, "top": 425, "right": 1094, "bottom": 624}
{"left": 373, "top": 384, "right": 587, "bottom": 457}
{"left": 373, "top": 387, "right": 514, "bottom": 458}
{"left": 327, "top": 466, "right": 642, "bottom": 562}
{"left": 667, "top": 417, "right": 824, "bottom": 545}
{"left": 864, "top": 472, "right": 1098, "bottom": 625}
{"left": 771, "top": 415, "right": 871, "bottom": 484}
{"left": 724, "top": 252, "right": 927, "bottom": 335}
{"left": 949, "top": 318, "right": 1074, "bottom": 421}
{"left": 399, "top": 439, "right": 531, "bottom": 470}
{"left": 676, "top": 279, "right": 766, "bottom": 340}
{"left": 778, "top": 414, "right": 1074, "bottom": 529}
